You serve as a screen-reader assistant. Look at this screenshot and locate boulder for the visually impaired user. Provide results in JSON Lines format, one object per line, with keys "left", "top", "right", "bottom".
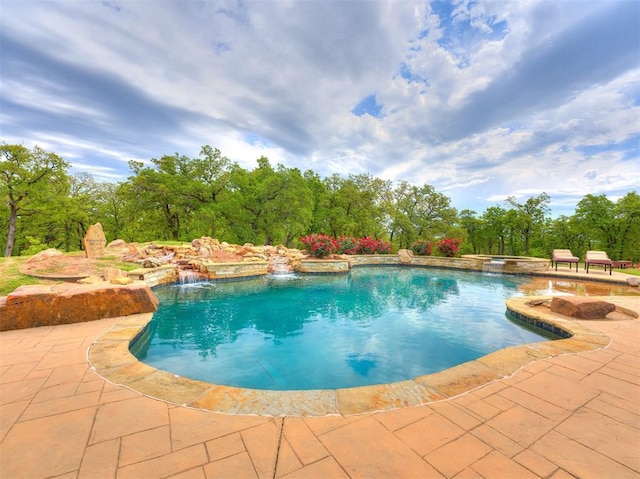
{"left": 0, "top": 282, "right": 158, "bottom": 331}
{"left": 626, "top": 277, "right": 639, "bottom": 288}
{"left": 25, "top": 248, "right": 63, "bottom": 263}
{"left": 106, "top": 239, "right": 126, "bottom": 248}
{"left": 550, "top": 297, "right": 616, "bottom": 320}
{"left": 142, "top": 257, "right": 163, "bottom": 268}
{"left": 398, "top": 249, "right": 414, "bottom": 264}
{"left": 82, "top": 223, "right": 107, "bottom": 258}
{"left": 103, "top": 267, "right": 128, "bottom": 281}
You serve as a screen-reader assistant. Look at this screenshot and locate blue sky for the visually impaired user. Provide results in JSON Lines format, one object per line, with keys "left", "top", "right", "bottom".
{"left": 1, "top": 0, "right": 638, "bottom": 217}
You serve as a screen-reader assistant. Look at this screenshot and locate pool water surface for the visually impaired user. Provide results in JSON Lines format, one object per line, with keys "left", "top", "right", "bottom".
{"left": 133, "top": 268, "right": 555, "bottom": 390}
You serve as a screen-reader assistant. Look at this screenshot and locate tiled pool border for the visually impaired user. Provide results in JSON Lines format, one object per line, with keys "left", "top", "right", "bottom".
{"left": 88, "top": 293, "right": 613, "bottom": 416}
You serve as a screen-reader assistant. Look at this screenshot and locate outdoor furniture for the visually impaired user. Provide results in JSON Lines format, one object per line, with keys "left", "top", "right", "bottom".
{"left": 585, "top": 250, "right": 612, "bottom": 275}
{"left": 611, "top": 260, "right": 633, "bottom": 269}
{"left": 552, "top": 249, "right": 579, "bottom": 272}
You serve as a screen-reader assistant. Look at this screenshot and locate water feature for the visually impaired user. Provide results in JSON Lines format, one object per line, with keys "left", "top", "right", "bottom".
{"left": 178, "top": 269, "right": 206, "bottom": 284}
{"left": 133, "top": 267, "right": 557, "bottom": 390}
{"left": 268, "top": 253, "right": 294, "bottom": 275}
{"left": 482, "top": 257, "right": 505, "bottom": 275}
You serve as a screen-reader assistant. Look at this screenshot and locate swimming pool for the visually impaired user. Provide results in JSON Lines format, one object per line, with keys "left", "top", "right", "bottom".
{"left": 132, "top": 267, "right": 556, "bottom": 390}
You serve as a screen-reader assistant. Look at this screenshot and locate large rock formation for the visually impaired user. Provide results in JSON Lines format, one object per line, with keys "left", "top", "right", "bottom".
{"left": 82, "top": 222, "right": 107, "bottom": 258}
{"left": 398, "top": 249, "right": 414, "bottom": 264}
{"left": 550, "top": 296, "right": 616, "bottom": 320}
{"left": 0, "top": 282, "right": 158, "bottom": 331}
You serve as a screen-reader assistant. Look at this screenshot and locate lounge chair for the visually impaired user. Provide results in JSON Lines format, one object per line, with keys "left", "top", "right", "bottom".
{"left": 552, "top": 249, "right": 579, "bottom": 272}
{"left": 585, "top": 250, "right": 612, "bottom": 275}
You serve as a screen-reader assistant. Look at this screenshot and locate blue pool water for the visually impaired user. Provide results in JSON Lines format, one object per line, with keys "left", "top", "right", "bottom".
{"left": 133, "top": 267, "right": 554, "bottom": 390}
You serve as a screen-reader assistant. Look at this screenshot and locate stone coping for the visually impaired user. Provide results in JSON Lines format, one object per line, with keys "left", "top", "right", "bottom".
{"left": 88, "top": 297, "right": 613, "bottom": 417}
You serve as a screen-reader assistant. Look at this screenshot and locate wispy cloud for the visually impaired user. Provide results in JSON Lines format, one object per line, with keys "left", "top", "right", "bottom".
{"left": 1, "top": 0, "right": 638, "bottom": 216}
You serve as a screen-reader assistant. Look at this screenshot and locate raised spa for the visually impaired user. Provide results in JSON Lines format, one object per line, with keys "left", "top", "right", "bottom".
{"left": 131, "top": 267, "right": 558, "bottom": 390}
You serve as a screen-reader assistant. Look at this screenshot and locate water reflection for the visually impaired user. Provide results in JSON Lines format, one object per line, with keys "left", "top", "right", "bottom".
{"left": 136, "top": 268, "right": 555, "bottom": 389}
{"left": 518, "top": 277, "right": 637, "bottom": 296}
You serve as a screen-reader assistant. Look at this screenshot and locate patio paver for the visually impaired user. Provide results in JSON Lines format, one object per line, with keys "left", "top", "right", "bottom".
{"left": 0, "top": 288, "right": 638, "bottom": 478}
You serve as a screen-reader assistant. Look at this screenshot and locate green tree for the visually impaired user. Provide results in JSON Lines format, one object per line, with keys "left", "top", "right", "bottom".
{"left": 481, "top": 206, "right": 509, "bottom": 254}
{"left": 124, "top": 157, "right": 184, "bottom": 240}
{"left": 390, "top": 181, "right": 457, "bottom": 248}
{"left": 547, "top": 215, "right": 587, "bottom": 258}
{"left": 0, "top": 144, "right": 69, "bottom": 256}
{"left": 58, "top": 173, "right": 103, "bottom": 251}
{"left": 505, "top": 193, "right": 551, "bottom": 255}
{"left": 93, "top": 181, "right": 127, "bottom": 241}
{"left": 458, "top": 210, "right": 482, "bottom": 254}
{"left": 575, "top": 192, "right": 640, "bottom": 261}
{"left": 221, "top": 158, "right": 314, "bottom": 245}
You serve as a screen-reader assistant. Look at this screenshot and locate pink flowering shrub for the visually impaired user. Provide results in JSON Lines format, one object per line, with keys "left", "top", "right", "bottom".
{"left": 435, "top": 238, "right": 462, "bottom": 257}
{"left": 301, "top": 234, "right": 392, "bottom": 256}
{"left": 356, "top": 236, "right": 391, "bottom": 254}
{"left": 411, "top": 240, "right": 432, "bottom": 256}
{"left": 374, "top": 239, "right": 392, "bottom": 254}
{"left": 336, "top": 236, "right": 358, "bottom": 254}
{"left": 300, "top": 234, "right": 338, "bottom": 258}
{"left": 356, "top": 236, "right": 378, "bottom": 254}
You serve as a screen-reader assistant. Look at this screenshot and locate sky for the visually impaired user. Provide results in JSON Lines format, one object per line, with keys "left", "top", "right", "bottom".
{"left": 1, "top": 0, "right": 639, "bottom": 217}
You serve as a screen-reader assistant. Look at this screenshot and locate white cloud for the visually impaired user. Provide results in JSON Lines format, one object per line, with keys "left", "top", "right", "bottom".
{"left": 1, "top": 0, "right": 638, "bottom": 217}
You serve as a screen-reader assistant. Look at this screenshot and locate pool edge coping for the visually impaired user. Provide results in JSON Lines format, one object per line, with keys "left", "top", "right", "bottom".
{"left": 87, "top": 296, "right": 614, "bottom": 417}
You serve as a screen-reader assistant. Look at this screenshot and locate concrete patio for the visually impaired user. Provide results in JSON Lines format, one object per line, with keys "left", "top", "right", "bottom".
{"left": 1, "top": 270, "right": 638, "bottom": 478}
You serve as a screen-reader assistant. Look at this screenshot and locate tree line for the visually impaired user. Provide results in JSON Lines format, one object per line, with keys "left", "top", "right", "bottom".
{"left": 2, "top": 143, "right": 639, "bottom": 262}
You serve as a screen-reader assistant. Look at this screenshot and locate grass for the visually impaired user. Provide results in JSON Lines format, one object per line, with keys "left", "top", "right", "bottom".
{"left": 96, "top": 256, "right": 140, "bottom": 271}
{"left": 0, "top": 257, "right": 53, "bottom": 296}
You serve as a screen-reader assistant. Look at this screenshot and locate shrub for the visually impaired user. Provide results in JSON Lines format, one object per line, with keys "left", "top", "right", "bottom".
{"left": 300, "top": 234, "right": 392, "bottom": 257}
{"left": 356, "top": 236, "right": 392, "bottom": 254}
{"left": 375, "top": 240, "right": 392, "bottom": 254}
{"left": 336, "top": 236, "right": 358, "bottom": 254}
{"left": 19, "top": 236, "right": 49, "bottom": 256}
{"left": 356, "top": 236, "right": 377, "bottom": 254}
{"left": 435, "top": 238, "right": 462, "bottom": 257}
{"left": 411, "top": 240, "right": 432, "bottom": 256}
{"left": 300, "top": 234, "right": 338, "bottom": 258}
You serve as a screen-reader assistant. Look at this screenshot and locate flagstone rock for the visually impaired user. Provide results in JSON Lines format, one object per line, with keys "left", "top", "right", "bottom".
{"left": 25, "top": 248, "right": 63, "bottom": 262}
{"left": 82, "top": 223, "right": 107, "bottom": 258}
{"left": 103, "top": 267, "right": 128, "bottom": 281}
{"left": 0, "top": 282, "right": 158, "bottom": 331}
{"left": 550, "top": 296, "right": 616, "bottom": 320}
{"left": 106, "top": 239, "right": 126, "bottom": 248}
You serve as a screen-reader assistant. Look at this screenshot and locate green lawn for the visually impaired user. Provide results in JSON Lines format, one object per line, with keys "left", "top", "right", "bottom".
{"left": 0, "top": 257, "right": 53, "bottom": 296}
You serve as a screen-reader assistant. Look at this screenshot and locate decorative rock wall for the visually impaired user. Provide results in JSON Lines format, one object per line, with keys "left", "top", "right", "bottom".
{"left": 127, "top": 265, "right": 179, "bottom": 287}
{"left": 297, "top": 259, "right": 350, "bottom": 273}
{"left": 348, "top": 255, "right": 401, "bottom": 266}
{"left": 200, "top": 261, "right": 269, "bottom": 279}
{"left": 309, "top": 254, "right": 549, "bottom": 273}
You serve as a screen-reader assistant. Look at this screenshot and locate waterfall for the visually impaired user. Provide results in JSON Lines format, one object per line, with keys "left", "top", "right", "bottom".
{"left": 178, "top": 270, "right": 206, "bottom": 284}
{"left": 482, "top": 257, "right": 505, "bottom": 275}
{"left": 268, "top": 254, "right": 294, "bottom": 276}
